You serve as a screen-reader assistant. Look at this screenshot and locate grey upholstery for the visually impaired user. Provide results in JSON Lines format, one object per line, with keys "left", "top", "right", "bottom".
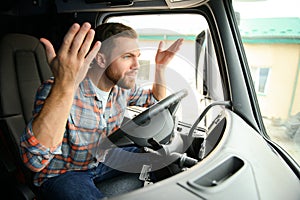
{"left": 0, "top": 33, "right": 52, "bottom": 149}
{"left": 0, "top": 33, "right": 52, "bottom": 199}
{"left": 0, "top": 33, "right": 52, "bottom": 122}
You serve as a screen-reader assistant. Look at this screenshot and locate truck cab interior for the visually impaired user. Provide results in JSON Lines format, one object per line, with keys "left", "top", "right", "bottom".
{"left": 0, "top": 0, "right": 300, "bottom": 200}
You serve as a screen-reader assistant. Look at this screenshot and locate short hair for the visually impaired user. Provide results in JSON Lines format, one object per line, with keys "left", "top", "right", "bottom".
{"left": 93, "top": 22, "right": 138, "bottom": 58}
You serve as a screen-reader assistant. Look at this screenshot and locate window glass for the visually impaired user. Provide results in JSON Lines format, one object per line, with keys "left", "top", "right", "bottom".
{"left": 251, "top": 67, "right": 271, "bottom": 94}
{"left": 232, "top": 0, "right": 300, "bottom": 164}
{"left": 106, "top": 14, "right": 224, "bottom": 127}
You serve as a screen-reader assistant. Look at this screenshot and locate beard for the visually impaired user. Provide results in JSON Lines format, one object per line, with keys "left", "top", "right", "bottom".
{"left": 105, "top": 65, "right": 137, "bottom": 89}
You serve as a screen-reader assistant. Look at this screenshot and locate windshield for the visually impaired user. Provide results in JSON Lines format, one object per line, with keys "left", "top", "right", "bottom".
{"left": 106, "top": 14, "right": 225, "bottom": 127}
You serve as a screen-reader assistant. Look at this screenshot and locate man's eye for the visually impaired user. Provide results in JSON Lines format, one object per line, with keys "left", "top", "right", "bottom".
{"left": 123, "top": 55, "right": 131, "bottom": 59}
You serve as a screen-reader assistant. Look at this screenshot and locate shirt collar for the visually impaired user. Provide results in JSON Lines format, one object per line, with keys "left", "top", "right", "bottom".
{"left": 79, "top": 77, "right": 118, "bottom": 101}
{"left": 79, "top": 77, "right": 97, "bottom": 98}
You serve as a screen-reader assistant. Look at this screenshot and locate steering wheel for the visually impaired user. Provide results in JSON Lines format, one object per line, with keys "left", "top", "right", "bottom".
{"left": 104, "top": 89, "right": 188, "bottom": 148}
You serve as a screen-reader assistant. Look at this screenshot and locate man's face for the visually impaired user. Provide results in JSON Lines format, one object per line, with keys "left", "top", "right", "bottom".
{"left": 105, "top": 37, "right": 141, "bottom": 89}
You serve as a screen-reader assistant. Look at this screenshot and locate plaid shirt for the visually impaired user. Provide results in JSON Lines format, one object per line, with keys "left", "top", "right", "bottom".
{"left": 20, "top": 77, "right": 157, "bottom": 187}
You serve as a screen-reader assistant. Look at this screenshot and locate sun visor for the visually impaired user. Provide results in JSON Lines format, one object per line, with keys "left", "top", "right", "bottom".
{"left": 165, "top": 0, "right": 209, "bottom": 9}
{"left": 55, "top": 0, "right": 209, "bottom": 13}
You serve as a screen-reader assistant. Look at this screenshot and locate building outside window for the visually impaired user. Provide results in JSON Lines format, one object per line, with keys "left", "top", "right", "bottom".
{"left": 233, "top": 0, "right": 300, "bottom": 163}
{"left": 250, "top": 67, "right": 271, "bottom": 94}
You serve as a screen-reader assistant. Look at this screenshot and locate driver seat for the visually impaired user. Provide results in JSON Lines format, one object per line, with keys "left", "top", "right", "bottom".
{"left": 0, "top": 33, "right": 143, "bottom": 199}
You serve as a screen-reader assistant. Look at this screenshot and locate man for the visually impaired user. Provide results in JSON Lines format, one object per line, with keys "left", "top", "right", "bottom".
{"left": 20, "top": 22, "right": 183, "bottom": 200}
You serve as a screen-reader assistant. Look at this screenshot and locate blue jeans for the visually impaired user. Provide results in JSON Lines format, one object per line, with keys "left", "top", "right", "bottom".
{"left": 39, "top": 147, "right": 146, "bottom": 200}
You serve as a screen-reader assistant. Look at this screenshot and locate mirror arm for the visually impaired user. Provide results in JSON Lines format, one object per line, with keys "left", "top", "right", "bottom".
{"left": 189, "top": 101, "right": 231, "bottom": 138}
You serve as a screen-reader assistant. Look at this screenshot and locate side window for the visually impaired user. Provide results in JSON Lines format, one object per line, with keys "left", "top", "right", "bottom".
{"left": 250, "top": 66, "right": 271, "bottom": 94}
{"left": 105, "top": 14, "right": 225, "bottom": 126}
{"left": 233, "top": 0, "right": 300, "bottom": 164}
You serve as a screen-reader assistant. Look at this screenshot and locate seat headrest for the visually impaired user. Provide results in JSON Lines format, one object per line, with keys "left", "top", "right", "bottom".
{"left": 0, "top": 33, "right": 52, "bottom": 122}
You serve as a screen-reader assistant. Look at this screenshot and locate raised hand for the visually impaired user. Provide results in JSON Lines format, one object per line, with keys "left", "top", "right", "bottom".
{"left": 155, "top": 38, "right": 183, "bottom": 69}
{"left": 32, "top": 23, "right": 101, "bottom": 148}
{"left": 40, "top": 22, "right": 101, "bottom": 89}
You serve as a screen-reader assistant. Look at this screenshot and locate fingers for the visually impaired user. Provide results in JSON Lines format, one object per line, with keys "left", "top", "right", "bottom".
{"left": 40, "top": 38, "right": 56, "bottom": 65}
{"left": 155, "top": 38, "right": 184, "bottom": 66}
{"left": 167, "top": 38, "right": 183, "bottom": 53}
{"left": 78, "top": 28, "right": 96, "bottom": 59}
{"left": 58, "top": 22, "right": 93, "bottom": 58}
{"left": 85, "top": 41, "right": 101, "bottom": 65}
{"left": 58, "top": 23, "right": 80, "bottom": 55}
{"left": 70, "top": 23, "right": 94, "bottom": 58}
{"left": 157, "top": 41, "right": 164, "bottom": 53}
{"left": 157, "top": 38, "right": 183, "bottom": 55}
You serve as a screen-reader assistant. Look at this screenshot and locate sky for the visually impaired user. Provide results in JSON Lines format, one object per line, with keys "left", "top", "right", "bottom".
{"left": 232, "top": 0, "right": 300, "bottom": 18}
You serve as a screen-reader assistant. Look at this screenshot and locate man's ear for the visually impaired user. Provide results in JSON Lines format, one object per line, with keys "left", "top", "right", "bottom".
{"left": 95, "top": 53, "right": 106, "bottom": 69}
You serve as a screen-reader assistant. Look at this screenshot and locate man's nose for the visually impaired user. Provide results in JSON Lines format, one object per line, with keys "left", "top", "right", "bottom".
{"left": 132, "top": 57, "right": 140, "bottom": 70}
